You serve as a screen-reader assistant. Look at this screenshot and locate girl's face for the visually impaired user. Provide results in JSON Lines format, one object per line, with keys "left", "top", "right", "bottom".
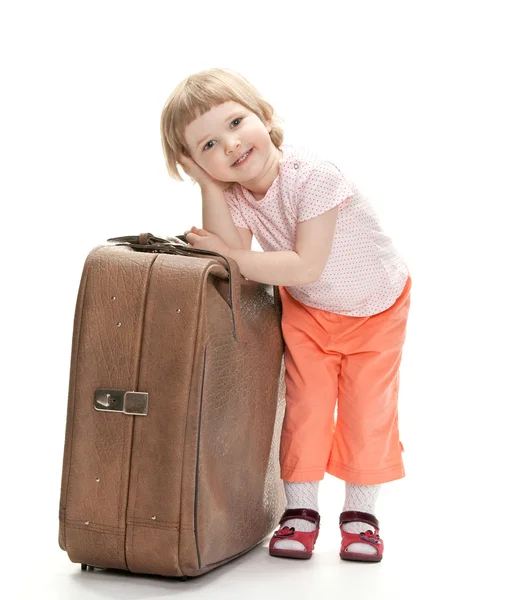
{"left": 184, "top": 101, "right": 276, "bottom": 186}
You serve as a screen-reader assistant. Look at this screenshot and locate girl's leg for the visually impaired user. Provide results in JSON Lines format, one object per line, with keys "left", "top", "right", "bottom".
{"left": 327, "top": 277, "right": 411, "bottom": 558}
{"left": 271, "top": 287, "right": 339, "bottom": 555}
{"left": 342, "top": 483, "right": 381, "bottom": 555}
{"left": 273, "top": 481, "right": 320, "bottom": 551}
{"left": 327, "top": 276, "right": 411, "bottom": 484}
{"left": 277, "top": 286, "right": 341, "bottom": 482}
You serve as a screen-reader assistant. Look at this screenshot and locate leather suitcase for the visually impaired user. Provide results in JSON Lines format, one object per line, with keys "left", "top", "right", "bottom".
{"left": 58, "top": 233, "right": 286, "bottom": 577}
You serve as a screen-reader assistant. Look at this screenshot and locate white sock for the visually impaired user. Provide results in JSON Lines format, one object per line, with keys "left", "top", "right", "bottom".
{"left": 342, "top": 483, "right": 381, "bottom": 555}
{"left": 274, "top": 481, "right": 319, "bottom": 551}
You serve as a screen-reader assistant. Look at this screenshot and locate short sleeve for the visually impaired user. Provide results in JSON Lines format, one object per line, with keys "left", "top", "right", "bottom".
{"left": 223, "top": 187, "right": 250, "bottom": 229}
{"left": 296, "top": 161, "right": 355, "bottom": 222}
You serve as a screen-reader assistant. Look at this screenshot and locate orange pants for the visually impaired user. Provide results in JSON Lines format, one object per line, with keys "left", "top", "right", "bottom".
{"left": 278, "top": 275, "right": 412, "bottom": 485}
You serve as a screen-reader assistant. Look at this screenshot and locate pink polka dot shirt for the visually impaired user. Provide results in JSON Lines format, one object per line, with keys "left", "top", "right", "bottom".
{"left": 224, "top": 143, "right": 409, "bottom": 316}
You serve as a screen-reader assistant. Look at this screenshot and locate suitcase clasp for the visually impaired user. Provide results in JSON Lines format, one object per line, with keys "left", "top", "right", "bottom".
{"left": 94, "top": 389, "right": 149, "bottom": 416}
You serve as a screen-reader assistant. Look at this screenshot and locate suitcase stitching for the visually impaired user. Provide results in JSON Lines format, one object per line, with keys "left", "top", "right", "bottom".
{"left": 126, "top": 253, "right": 159, "bottom": 569}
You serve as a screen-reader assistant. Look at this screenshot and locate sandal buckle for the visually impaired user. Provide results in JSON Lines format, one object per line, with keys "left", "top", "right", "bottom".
{"left": 360, "top": 530, "right": 380, "bottom": 544}
{"left": 273, "top": 526, "right": 296, "bottom": 538}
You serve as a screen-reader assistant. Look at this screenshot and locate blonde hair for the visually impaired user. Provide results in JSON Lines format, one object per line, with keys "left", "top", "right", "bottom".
{"left": 160, "top": 68, "right": 284, "bottom": 190}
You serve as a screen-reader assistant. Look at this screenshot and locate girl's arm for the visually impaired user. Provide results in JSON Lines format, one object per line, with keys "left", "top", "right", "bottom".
{"left": 228, "top": 205, "right": 338, "bottom": 286}
{"left": 201, "top": 183, "right": 245, "bottom": 250}
{"left": 228, "top": 248, "right": 316, "bottom": 286}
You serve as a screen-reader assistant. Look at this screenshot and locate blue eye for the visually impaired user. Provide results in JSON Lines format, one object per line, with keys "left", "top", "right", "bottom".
{"left": 203, "top": 117, "right": 243, "bottom": 151}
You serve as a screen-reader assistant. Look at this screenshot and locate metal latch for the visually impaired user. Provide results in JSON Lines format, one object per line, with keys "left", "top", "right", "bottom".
{"left": 94, "top": 389, "right": 149, "bottom": 416}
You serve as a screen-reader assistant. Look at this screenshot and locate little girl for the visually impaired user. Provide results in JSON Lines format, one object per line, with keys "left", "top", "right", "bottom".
{"left": 160, "top": 68, "right": 411, "bottom": 562}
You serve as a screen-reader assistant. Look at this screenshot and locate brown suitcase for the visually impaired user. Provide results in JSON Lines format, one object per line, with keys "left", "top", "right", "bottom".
{"left": 58, "top": 233, "right": 286, "bottom": 578}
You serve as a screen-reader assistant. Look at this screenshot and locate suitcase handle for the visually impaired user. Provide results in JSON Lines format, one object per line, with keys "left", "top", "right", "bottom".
{"left": 107, "top": 232, "right": 251, "bottom": 343}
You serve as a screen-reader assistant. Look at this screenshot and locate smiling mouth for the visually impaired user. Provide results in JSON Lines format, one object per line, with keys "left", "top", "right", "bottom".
{"left": 232, "top": 148, "right": 253, "bottom": 166}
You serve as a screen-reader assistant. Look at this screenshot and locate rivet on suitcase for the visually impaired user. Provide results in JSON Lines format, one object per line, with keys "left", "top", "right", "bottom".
{"left": 58, "top": 233, "right": 286, "bottom": 577}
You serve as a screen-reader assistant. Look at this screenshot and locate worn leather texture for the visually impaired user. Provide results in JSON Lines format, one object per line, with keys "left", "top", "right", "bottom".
{"left": 58, "top": 242, "right": 286, "bottom": 577}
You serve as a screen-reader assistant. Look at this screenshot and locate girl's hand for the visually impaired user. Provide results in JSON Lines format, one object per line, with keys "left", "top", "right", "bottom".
{"left": 184, "top": 226, "right": 231, "bottom": 256}
{"left": 178, "top": 154, "right": 223, "bottom": 190}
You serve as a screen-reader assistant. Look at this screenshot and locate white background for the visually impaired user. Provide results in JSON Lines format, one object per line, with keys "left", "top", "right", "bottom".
{"left": 1, "top": 1, "right": 526, "bottom": 598}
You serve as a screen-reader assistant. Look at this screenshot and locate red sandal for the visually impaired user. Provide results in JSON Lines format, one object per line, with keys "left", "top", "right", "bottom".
{"left": 269, "top": 508, "right": 321, "bottom": 559}
{"left": 339, "top": 510, "right": 384, "bottom": 562}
